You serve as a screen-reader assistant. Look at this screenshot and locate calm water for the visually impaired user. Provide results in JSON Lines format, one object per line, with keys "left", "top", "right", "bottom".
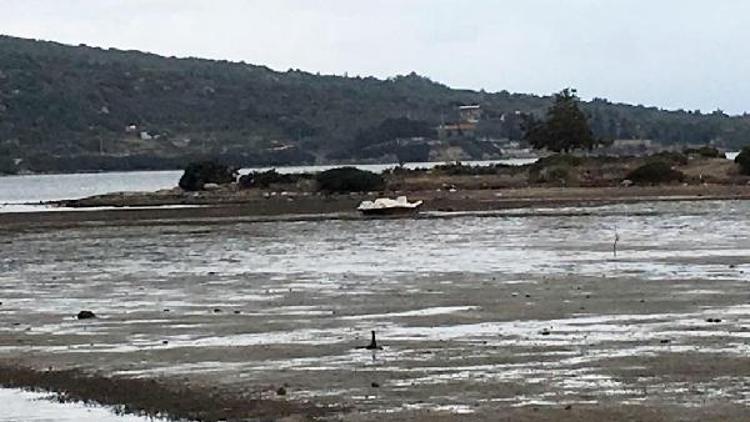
{"left": 0, "top": 388, "right": 167, "bottom": 422}
{"left": 0, "top": 158, "right": 536, "bottom": 212}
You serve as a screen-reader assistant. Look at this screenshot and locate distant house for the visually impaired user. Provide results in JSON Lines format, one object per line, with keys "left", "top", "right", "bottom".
{"left": 600, "top": 139, "right": 658, "bottom": 156}
{"left": 458, "top": 105, "right": 481, "bottom": 123}
{"left": 611, "top": 139, "right": 653, "bottom": 149}
{"left": 437, "top": 122, "right": 478, "bottom": 139}
{"left": 438, "top": 105, "right": 481, "bottom": 139}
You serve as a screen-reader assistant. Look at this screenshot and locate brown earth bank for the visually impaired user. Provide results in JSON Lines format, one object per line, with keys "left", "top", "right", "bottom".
{"left": 0, "top": 365, "right": 334, "bottom": 421}
{"left": 4, "top": 184, "right": 750, "bottom": 232}
{"left": 1, "top": 364, "right": 747, "bottom": 422}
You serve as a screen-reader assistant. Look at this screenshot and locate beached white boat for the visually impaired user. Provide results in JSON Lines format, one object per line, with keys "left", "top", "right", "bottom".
{"left": 357, "top": 196, "right": 423, "bottom": 216}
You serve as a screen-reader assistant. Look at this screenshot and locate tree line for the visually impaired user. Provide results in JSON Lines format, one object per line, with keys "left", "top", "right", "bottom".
{"left": 1, "top": 35, "right": 749, "bottom": 173}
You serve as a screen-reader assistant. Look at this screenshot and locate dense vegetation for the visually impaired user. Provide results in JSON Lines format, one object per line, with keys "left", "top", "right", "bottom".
{"left": 2, "top": 35, "right": 750, "bottom": 173}
{"left": 522, "top": 89, "right": 596, "bottom": 152}
{"left": 178, "top": 161, "right": 237, "bottom": 191}
{"left": 735, "top": 147, "right": 750, "bottom": 175}
{"left": 316, "top": 168, "right": 385, "bottom": 193}
{"left": 625, "top": 161, "right": 685, "bottom": 185}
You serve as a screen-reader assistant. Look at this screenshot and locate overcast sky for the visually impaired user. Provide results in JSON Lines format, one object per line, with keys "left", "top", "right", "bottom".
{"left": 2, "top": 0, "right": 749, "bottom": 114}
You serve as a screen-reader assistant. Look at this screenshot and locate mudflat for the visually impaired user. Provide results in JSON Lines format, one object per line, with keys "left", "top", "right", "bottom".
{"left": 1, "top": 199, "right": 749, "bottom": 420}
{"left": 5, "top": 184, "right": 750, "bottom": 231}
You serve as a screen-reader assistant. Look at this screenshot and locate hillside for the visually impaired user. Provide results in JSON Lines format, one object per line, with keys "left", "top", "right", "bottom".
{"left": 1, "top": 35, "right": 749, "bottom": 173}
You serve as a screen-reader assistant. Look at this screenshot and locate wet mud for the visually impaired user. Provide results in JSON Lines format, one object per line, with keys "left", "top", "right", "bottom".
{"left": 1, "top": 200, "right": 749, "bottom": 420}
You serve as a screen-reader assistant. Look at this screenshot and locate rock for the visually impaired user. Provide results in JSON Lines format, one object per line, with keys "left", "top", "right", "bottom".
{"left": 540, "top": 328, "right": 551, "bottom": 336}
{"left": 76, "top": 310, "right": 96, "bottom": 320}
{"left": 276, "top": 386, "right": 287, "bottom": 396}
{"left": 213, "top": 308, "right": 222, "bottom": 313}
{"left": 660, "top": 339, "right": 671, "bottom": 344}
{"left": 706, "top": 318, "right": 722, "bottom": 323}
{"left": 202, "top": 183, "right": 222, "bottom": 191}
{"left": 371, "top": 382, "right": 380, "bottom": 388}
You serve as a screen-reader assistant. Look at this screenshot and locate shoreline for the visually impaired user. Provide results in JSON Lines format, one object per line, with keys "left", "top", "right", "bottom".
{"left": 0, "top": 365, "right": 333, "bottom": 421}
{"left": 3, "top": 185, "right": 750, "bottom": 231}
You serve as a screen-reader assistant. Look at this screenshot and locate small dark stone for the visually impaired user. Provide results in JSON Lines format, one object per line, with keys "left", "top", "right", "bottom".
{"left": 660, "top": 339, "right": 671, "bottom": 344}
{"left": 162, "top": 340, "right": 169, "bottom": 345}
{"left": 213, "top": 308, "right": 222, "bottom": 313}
{"left": 525, "top": 294, "right": 531, "bottom": 298}
{"left": 76, "top": 310, "right": 96, "bottom": 320}
{"left": 540, "top": 328, "right": 551, "bottom": 336}
{"left": 565, "top": 404, "right": 572, "bottom": 410}
{"left": 706, "top": 318, "right": 722, "bottom": 323}
{"left": 233, "top": 310, "right": 241, "bottom": 314}
{"left": 371, "top": 382, "right": 380, "bottom": 388}
{"left": 276, "top": 386, "right": 287, "bottom": 396}
{"left": 163, "top": 309, "right": 170, "bottom": 312}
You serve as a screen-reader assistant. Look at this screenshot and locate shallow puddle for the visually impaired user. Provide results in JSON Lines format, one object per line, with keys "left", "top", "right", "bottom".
{"left": 0, "top": 388, "right": 169, "bottom": 422}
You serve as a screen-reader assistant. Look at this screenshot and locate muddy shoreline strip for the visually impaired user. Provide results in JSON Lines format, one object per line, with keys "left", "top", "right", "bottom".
{"left": 2, "top": 185, "right": 750, "bottom": 231}
{"left": 0, "top": 365, "right": 333, "bottom": 421}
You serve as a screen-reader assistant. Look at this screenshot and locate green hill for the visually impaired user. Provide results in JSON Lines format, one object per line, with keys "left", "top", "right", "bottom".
{"left": 0, "top": 35, "right": 749, "bottom": 173}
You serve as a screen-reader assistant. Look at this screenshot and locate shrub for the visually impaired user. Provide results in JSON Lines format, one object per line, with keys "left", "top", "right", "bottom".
{"left": 432, "top": 162, "right": 509, "bottom": 176}
{"left": 178, "top": 161, "right": 237, "bottom": 191}
{"left": 238, "top": 169, "right": 309, "bottom": 189}
{"left": 646, "top": 151, "right": 688, "bottom": 166}
{"left": 0, "top": 156, "right": 17, "bottom": 175}
{"left": 530, "top": 154, "right": 584, "bottom": 170}
{"left": 625, "top": 161, "right": 685, "bottom": 185}
{"left": 316, "top": 167, "right": 385, "bottom": 193}
{"left": 684, "top": 146, "right": 722, "bottom": 158}
{"left": 735, "top": 146, "right": 750, "bottom": 175}
{"left": 526, "top": 154, "right": 583, "bottom": 186}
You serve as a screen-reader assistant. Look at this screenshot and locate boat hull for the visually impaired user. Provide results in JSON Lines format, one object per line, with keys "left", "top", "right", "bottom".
{"left": 359, "top": 206, "right": 421, "bottom": 217}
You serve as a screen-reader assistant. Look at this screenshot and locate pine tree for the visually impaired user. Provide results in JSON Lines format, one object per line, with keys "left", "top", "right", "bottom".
{"left": 523, "top": 88, "right": 596, "bottom": 153}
